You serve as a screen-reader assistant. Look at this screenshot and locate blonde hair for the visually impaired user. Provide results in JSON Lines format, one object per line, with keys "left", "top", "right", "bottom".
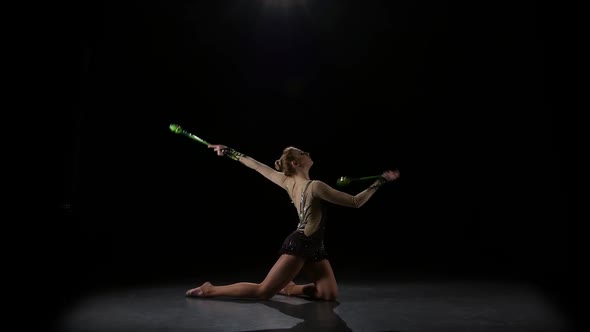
{"left": 274, "top": 146, "right": 300, "bottom": 177}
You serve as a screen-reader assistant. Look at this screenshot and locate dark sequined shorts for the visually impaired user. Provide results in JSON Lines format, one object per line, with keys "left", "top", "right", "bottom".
{"left": 278, "top": 230, "right": 328, "bottom": 262}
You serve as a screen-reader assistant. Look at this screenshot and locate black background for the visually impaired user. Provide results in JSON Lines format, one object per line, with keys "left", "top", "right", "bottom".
{"left": 19, "top": 0, "right": 572, "bottom": 328}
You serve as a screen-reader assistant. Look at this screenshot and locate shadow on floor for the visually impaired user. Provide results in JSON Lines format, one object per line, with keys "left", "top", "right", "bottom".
{"left": 191, "top": 296, "right": 398, "bottom": 332}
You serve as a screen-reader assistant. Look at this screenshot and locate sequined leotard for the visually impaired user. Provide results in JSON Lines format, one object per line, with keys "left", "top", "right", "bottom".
{"left": 279, "top": 179, "right": 329, "bottom": 261}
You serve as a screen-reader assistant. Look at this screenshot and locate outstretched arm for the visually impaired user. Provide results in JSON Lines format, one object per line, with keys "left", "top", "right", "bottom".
{"left": 208, "top": 144, "right": 288, "bottom": 188}
{"left": 314, "top": 170, "right": 400, "bottom": 208}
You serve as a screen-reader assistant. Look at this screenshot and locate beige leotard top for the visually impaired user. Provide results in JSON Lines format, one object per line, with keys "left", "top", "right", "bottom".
{"left": 238, "top": 155, "right": 381, "bottom": 237}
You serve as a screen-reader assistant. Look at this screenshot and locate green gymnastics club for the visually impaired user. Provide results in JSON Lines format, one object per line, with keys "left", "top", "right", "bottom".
{"left": 169, "top": 123, "right": 211, "bottom": 146}
{"left": 336, "top": 175, "right": 384, "bottom": 186}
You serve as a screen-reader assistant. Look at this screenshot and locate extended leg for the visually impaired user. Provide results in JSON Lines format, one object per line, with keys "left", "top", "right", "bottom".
{"left": 186, "top": 254, "right": 305, "bottom": 300}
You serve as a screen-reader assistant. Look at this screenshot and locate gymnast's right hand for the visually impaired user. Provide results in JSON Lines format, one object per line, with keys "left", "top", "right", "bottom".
{"left": 381, "top": 169, "right": 401, "bottom": 182}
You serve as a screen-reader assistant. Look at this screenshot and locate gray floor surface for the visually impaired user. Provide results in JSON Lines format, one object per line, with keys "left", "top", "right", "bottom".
{"left": 53, "top": 279, "right": 575, "bottom": 332}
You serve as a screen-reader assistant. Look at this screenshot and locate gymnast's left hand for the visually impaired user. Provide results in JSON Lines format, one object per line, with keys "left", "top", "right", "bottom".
{"left": 208, "top": 144, "right": 228, "bottom": 156}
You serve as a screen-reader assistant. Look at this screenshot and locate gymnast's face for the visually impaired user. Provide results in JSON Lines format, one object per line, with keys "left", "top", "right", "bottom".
{"left": 294, "top": 148, "right": 313, "bottom": 168}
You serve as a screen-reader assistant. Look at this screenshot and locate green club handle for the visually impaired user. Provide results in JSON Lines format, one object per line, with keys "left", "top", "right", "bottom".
{"left": 169, "top": 124, "right": 210, "bottom": 146}
{"left": 336, "top": 175, "right": 383, "bottom": 186}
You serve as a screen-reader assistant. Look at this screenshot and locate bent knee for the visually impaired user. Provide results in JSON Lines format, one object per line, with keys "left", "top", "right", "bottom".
{"left": 316, "top": 288, "right": 338, "bottom": 301}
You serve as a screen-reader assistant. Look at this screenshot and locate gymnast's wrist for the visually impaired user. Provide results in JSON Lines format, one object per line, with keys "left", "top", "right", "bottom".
{"left": 368, "top": 177, "right": 387, "bottom": 190}
{"left": 222, "top": 147, "right": 244, "bottom": 161}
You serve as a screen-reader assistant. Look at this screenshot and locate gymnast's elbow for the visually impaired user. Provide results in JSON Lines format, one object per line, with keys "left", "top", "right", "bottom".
{"left": 351, "top": 197, "right": 364, "bottom": 208}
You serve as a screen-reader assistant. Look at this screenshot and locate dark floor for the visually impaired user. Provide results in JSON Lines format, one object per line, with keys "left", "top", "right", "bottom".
{"left": 51, "top": 278, "right": 575, "bottom": 332}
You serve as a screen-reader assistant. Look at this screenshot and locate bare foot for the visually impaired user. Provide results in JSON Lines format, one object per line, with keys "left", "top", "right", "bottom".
{"left": 186, "top": 282, "right": 213, "bottom": 297}
{"left": 278, "top": 281, "right": 296, "bottom": 296}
